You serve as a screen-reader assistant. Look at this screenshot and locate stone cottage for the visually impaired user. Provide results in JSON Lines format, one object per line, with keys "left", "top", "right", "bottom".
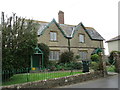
{"left": 35, "top": 11, "right": 104, "bottom": 61}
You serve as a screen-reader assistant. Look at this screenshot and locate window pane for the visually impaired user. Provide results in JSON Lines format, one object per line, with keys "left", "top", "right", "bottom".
{"left": 49, "top": 51, "right": 59, "bottom": 60}
{"left": 49, "top": 51, "right": 53, "bottom": 60}
{"left": 50, "top": 32, "right": 57, "bottom": 41}
{"left": 50, "top": 32, "right": 53, "bottom": 40}
{"left": 79, "top": 34, "right": 84, "bottom": 43}
{"left": 79, "top": 51, "right": 87, "bottom": 60}
{"left": 54, "top": 33, "right": 57, "bottom": 41}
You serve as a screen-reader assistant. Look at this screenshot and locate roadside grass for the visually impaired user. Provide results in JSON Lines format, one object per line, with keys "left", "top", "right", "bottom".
{"left": 3, "top": 71, "right": 83, "bottom": 86}
{"left": 106, "top": 65, "right": 115, "bottom": 72}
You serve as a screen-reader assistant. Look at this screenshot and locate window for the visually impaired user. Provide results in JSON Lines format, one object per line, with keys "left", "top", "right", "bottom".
{"left": 49, "top": 51, "right": 59, "bottom": 60}
{"left": 50, "top": 32, "right": 57, "bottom": 41}
{"left": 79, "top": 51, "right": 87, "bottom": 60}
{"left": 79, "top": 34, "right": 85, "bottom": 43}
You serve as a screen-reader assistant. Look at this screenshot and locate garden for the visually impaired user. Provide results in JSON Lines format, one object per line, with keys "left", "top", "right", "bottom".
{"left": 2, "top": 51, "right": 84, "bottom": 86}
{"left": 2, "top": 50, "right": 103, "bottom": 86}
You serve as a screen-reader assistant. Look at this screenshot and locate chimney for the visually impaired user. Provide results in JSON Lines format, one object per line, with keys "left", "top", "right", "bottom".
{"left": 58, "top": 10, "right": 64, "bottom": 24}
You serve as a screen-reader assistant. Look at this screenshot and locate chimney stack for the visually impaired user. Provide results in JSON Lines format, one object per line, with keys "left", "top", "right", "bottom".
{"left": 58, "top": 10, "right": 64, "bottom": 24}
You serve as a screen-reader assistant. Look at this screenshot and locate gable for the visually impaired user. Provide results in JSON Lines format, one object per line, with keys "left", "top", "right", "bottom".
{"left": 82, "top": 24, "right": 104, "bottom": 41}
{"left": 72, "top": 23, "right": 91, "bottom": 41}
{"left": 37, "top": 19, "right": 67, "bottom": 38}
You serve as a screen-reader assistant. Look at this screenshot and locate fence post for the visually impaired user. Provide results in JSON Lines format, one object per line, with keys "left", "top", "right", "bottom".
{"left": 26, "top": 68, "right": 29, "bottom": 82}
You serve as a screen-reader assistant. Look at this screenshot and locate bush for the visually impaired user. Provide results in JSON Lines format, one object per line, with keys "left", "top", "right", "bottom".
{"left": 56, "top": 62, "right": 82, "bottom": 71}
{"left": 59, "top": 51, "right": 74, "bottom": 63}
{"left": 47, "top": 61, "right": 82, "bottom": 71}
{"left": 108, "top": 51, "right": 120, "bottom": 65}
{"left": 91, "top": 54, "right": 100, "bottom": 62}
{"left": 75, "top": 55, "right": 80, "bottom": 60}
{"left": 66, "top": 62, "right": 82, "bottom": 70}
{"left": 38, "top": 43, "right": 50, "bottom": 68}
{"left": 90, "top": 61, "right": 100, "bottom": 71}
{"left": 107, "top": 65, "right": 115, "bottom": 72}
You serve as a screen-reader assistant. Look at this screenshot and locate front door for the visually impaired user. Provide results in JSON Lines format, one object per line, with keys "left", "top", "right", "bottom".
{"left": 32, "top": 54, "right": 42, "bottom": 68}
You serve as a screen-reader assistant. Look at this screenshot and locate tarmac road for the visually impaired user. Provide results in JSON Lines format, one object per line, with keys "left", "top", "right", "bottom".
{"left": 57, "top": 75, "right": 118, "bottom": 88}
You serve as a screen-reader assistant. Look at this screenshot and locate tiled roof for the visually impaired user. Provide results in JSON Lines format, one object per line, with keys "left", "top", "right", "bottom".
{"left": 37, "top": 19, "right": 104, "bottom": 41}
{"left": 106, "top": 35, "right": 120, "bottom": 42}
{"left": 59, "top": 24, "right": 75, "bottom": 37}
{"left": 37, "top": 23, "right": 49, "bottom": 35}
{"left": 85, "top": 27, "right": 105, "bottom": 40}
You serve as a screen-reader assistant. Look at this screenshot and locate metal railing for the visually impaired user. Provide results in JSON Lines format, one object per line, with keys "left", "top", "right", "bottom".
{"left": 2, "top": 68, "right": 82, "bottom": 86}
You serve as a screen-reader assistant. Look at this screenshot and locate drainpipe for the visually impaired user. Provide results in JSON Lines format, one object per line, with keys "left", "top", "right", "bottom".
{"left": 100, "top": 41, "right": 102, "bottom": 48}
{"left": 68, "top": 38, "right": 71, "bottom": 52}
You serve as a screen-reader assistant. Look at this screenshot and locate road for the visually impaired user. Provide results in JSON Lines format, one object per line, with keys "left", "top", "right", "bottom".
{"left": 57, "top": 75, "right": 118, "bottom": 88}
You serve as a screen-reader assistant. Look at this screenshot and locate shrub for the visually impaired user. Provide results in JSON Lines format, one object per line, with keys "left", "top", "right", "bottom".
{"left": 107, "top": 65, "right": 115, "bottom": 72}
{"left": 66, "top": 62, "right": 82, "bottom": 70}
{"left": 56, "top": 65, "right": 66, "bottom": 71}
{"left": 108, "top": 51, "right": 120, "bottom": 65}
{"left": 38, "top": 43, "right": 50, "bottom": 68}
{"left": 90, "top": 61, "right": 100, "bottom": 71}
{"left": 75, "top": 55, "right": 80, "bottom": 60}
{"left": 59, "top": 51, "right": 74, "bottom": 63}
{"left": 56, "top": 62, "right": 82, "bottom": 71}
{"left": 91, "top": 54, "right": 100, "bottom": 62}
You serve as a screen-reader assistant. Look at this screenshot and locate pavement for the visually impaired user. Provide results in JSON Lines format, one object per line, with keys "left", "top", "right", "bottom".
{"left": 57, "top": 73, "right": 118, "bottom": 88}
{"left": 107, "top": 72, "right": 118, "bottom": 75}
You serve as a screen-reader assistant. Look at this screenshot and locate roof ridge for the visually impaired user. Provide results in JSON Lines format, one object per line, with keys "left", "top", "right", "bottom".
{"left": 60, "top": 24, "right": 76, "bottom": 26}
{"left": 106, "top": 35, "right": 120, "bottom": 42}
{"left": 85, "top": 27, "right": 95, "bottom": 30}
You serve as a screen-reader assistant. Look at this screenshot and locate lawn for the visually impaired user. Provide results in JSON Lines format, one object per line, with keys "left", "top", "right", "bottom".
{"left": 3, "top": 71, "right": 83, "bottom": 86}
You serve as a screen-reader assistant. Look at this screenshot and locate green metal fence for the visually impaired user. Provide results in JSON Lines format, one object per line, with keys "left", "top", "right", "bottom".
{"left": 2, "top": 68, "right": 82, "bottom": 86}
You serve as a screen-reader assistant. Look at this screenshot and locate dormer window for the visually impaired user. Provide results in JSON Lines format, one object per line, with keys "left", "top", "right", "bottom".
{"left": 50, "top": 32, "right": 57, "bottom": 41}
{"left": 79, "top": 34, "right": 85, "bottom": 43}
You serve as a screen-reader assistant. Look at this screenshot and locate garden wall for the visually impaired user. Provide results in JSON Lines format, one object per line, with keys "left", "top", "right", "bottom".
{"left": 2, "top": 71, "right": 103, "bottom": 89}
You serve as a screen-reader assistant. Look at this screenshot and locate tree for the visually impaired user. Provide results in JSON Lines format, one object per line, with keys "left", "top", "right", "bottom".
{"left": 2, "top": 12, "right": 38, "bottom": 70}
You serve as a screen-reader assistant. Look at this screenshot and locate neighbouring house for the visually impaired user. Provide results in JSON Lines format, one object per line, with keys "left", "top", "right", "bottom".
{"left": 34, "top": 11, "right": 104, "bottom": 62}
{"left": 106, "top": 35, "right": 120, "bottom": 54}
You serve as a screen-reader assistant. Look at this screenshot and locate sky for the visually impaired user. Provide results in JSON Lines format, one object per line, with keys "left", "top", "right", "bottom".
{"left": 0, "top": 0, "right": 119, "bottom": 55}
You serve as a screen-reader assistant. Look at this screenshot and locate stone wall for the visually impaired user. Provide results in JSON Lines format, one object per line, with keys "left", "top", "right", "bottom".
{"left": 2, "top": 71, "right": 103, "bottom": 89}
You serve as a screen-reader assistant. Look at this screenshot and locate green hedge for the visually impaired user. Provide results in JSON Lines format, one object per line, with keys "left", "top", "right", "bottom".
{"left": 48, "top": 62, "right": 82, "bottom": 71}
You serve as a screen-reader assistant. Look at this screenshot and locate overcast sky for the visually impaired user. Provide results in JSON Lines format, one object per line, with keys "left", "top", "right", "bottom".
{"left": 0, "top": 0, "right": 119, "bottom": 55}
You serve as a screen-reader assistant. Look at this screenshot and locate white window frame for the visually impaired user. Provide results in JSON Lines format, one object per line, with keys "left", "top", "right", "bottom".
{"left": 79, "top": 51, "right": 87, "bottom": 60}
{"left": 50, "top": 32, "right": 57, "bottom": 41}
{"left": 49, "top": 51, "right": 59, "bottom": 60}
{"left": 79, "top": 34, "right": 85, "bottom": 43}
